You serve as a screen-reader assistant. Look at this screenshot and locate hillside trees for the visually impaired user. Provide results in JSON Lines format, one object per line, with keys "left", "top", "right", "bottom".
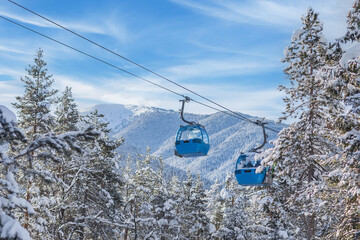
{"left": 122, "top": 151, "right": 169, "bottom": 239}
{"left": 54, "top": 109, "right": 124, "bottom": 239}
{"left": 0, "top": 105, "right": 32, "bottom": 240}
{"left": 262, "top": 8, "right": 334, "bottom": 239}
{"left": 12, "top": 48, "right": 61, "bottom": 237}
{"left": 318, "top": 1, "right": 360, "bottom": 238}
{"left": 210, "top": 174, "right": 249, "bottom": 240}
{"left": 54, "top": 96, "right": 125, "bottom": 239}
{"left": 0, "top": 104, "right": 100, "bottom": 239}
{"left": 10, "top": 49, "right": 125, "bottom": 239}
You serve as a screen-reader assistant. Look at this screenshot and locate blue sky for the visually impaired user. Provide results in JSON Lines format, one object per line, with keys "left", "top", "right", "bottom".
{"left": 0, "top": 0, "right": 354, "bottom": 121}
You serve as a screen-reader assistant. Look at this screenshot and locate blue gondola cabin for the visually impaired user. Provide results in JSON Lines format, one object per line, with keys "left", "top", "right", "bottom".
{"left": 175, "top": 125, "right": 209, "bottom": 157}
{"left": 234, "top": 154, "right": 267, "bottom": 186}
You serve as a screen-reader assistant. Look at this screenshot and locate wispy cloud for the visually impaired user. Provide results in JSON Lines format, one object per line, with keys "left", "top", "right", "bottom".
{"left": 0, "top": 4, "right": 129, "bottom": 41}
{"left": 0, "top": 65, "right": 285, "bottom": 121}
{"left": 53, "top": 73, "right": 174, "bottom": 110}
{"left": 169, "top": 0, "right": 302, "bottom": 26}
{"left": 0, "top": 10, "right": 53, "bottom": 28}
{"left": 164, "top": 57, "right": 280, "bottom": 80}
{"left": 169, "top": 0, "right": 353, "bottom": 39}
{"left": 0, "top": 44, "right": 28, "bottom": 54}
{"left": 52, "top": 73, "right": 286, "bottom": 120}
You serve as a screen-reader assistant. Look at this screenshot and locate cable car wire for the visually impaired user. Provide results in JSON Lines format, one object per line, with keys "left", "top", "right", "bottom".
{"left": 0, "top": 15, "right": 249, "bottom": 124}
{"left": 6, "top": 0, "right": 280, "bottom": 133}
{"left": 7, "top": 0, "right": 257, "bottom": 127}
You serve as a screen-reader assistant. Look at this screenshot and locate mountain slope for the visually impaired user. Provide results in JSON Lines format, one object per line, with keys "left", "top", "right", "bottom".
{"left": 84, "top": 104, "right": 285, "bottom": 184}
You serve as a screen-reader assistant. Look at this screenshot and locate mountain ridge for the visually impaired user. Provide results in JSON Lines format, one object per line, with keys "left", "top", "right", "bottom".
{"left": 83, "top": 104, "right": 286, "bottom": 185}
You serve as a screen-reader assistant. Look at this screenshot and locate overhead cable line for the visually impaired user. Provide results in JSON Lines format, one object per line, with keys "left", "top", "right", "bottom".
{"left": 7, "top": 0, "right": 253, "bottom": 125}
{"left": 0, "top": 15, "right": 249, "bottom": 124}
{"left": 7, "top": 0, "right": 279, "bottom": 133}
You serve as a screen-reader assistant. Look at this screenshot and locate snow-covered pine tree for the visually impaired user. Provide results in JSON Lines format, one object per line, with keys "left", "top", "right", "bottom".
{"left": 319, "top": 57, "right": 360, "bottom": 240}
{"left": 212, "top": 174, "right": 249, "bottom": 240}
{"left": 48, "top": 86, "right": 81, "bottom": 238}
{"left": 12, "top": 49, "right": 60, "bottom": 237}
{"left": 191, "top": 174, "right": 211, "bottom": 239}
{"left": 54, "top": 87, "right": 79, "bottom": 134}
{"left": 343, "top": 0, "right": 360, "bottom": 43}
{"left": 121, "top": 156, "right": 135, "bottom": 240}
{"left": 150, "top": 166, "right": 179, "bottom": 240}
{"left": 332, "top": 56, "right": 360, "bottom": 240}
{"left": 205, "top": 179, "right": 224, "bottom": 235}
{"left": 122, "top": 149, "right": 165, "bottom": 239}
{"left": 57, "top": 109, "right": 124, "bottom": 239}
{"left": 262, "top": 8, "right": 334, "bottom": 239}
{"left": 12, "top": 49, "right": 58, "bottom": 139}
{"left": 0, "top": 105, "right": 100, "bottom": 239}
{"left": 0, "top": 105, "right": 32, "bottom": 240}
{"left": 176, "top": 171, "right": 210, "bottom": 240}
{"left": 168, "top": 175, "right": 183, "bottom": 238}
{"left": 318, "top": 2, "right": 360, "bottom": 237}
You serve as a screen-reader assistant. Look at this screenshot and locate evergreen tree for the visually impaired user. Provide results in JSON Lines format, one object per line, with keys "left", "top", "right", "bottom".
{"left": 54, "top": 87, "right": 79, "bottom": 133}
{"left": 49, "top": 86, "right": 80, "bottom": 238}
{"left": 12, "top": 49, "right": 58, "bottom": 139}
{"left": 122, "top": 150, "right": 166, "bottom": 239}
{"left": 168, "top": 176, "right": 183, "bottom": 238}
{"left": 205, "top": 179, "right": 223, "bottom": 234}
{"left": 212, "top": 174, "right": 249, "bottom": 240}
{"left": 318, "top": 2, "right": 360, "bottom": 237}
{"left": 263, "top": 8, "right": 334, "bottom": 239}
{"left": 151, "top": 176, "right": 179, "bottom": 240}
{"left": 12, "top": 49, "right": 60, "bottom": 237}
{"left": 0, "top": 106, "right": 32, "bottom": 240}
{"left": 56, "top": 110, "right": 124, "bottom": 239}
{"left": 0, "top": 105, "right": 99, "bottom": 239}
{"left": 343, "top": 0, "right": 360, "bottom": 43}
{"left": 177, "top": 172, "right": 210, "bottom": 240}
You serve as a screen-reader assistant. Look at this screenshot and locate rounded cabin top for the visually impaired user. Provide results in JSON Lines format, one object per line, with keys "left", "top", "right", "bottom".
{"left": 176, "top": 125, "right": 209, "bottom": 144}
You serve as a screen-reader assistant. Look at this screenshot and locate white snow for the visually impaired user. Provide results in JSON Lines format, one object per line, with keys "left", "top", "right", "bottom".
{"left": 0, "top": 105, "right": 17, "bottom": 123}
{"left": 220, "top": 188, "right": 231, "bottom": 200}
{"left": 0, "top": 213, "right": 32, "bottom": 240}
{"left": 291, "top": 29, "right": 304, "bottom": 41}
{"left": 283, "top": 47, "right": 290, "bottom": 58}
{"left": 318, "top": 33, "right": 327, "bottom": 44}
{"left": 340, "top": 44, "right": 360, "bottom": 68}
{"left": 278, "top": 230, "right": 289, "bottom": 239}
{"left": 328, "top": 169, "right": 342, "bottom": 178}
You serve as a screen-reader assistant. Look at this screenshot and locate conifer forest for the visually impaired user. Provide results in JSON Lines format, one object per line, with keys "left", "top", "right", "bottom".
{"left": 0, "top": 1, "right": 359, "bottom": 240}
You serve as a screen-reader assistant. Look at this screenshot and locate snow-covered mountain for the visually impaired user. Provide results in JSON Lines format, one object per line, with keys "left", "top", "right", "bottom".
{"left": 84, "top": 104, "right": 286, "bottom": 184}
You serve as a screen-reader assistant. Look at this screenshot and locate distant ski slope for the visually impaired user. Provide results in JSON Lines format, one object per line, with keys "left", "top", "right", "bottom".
{"left": 84, "top": 104, "right": 286, "bottom": 184}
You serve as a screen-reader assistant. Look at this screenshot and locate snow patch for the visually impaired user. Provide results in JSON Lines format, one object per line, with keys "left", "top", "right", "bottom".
{"left": 340, "top": 44, "right": 360, "bottom": 68}
{"left": 0, "top": 105, "right": 17, "bottom": 123}
{"left": 291, "top": 29, "right": 304, "bottom": 41}
{"left": 278, "top": 230, "right": 289, "bottom": 239}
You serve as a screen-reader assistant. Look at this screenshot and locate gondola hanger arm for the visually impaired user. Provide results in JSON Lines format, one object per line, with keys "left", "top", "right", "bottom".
{"left": 179, "top": 97, "right": 199, "bottom": 126}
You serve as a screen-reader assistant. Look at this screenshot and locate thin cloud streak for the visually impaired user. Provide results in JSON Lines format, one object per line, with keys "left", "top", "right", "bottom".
{"left": 0, "top": 10, "right": 53, "bottom": 28}
{"left": 169, "top": 0, "right": 302, "bottom": 26}
{"left": 164, "top": 57, "right": 280, "bottom": 80}
{"left": 169, "top": 0, "right": 353, "bottom": 39}
{"left": 0, "top": 6, "right": 128, "bottom": 38}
